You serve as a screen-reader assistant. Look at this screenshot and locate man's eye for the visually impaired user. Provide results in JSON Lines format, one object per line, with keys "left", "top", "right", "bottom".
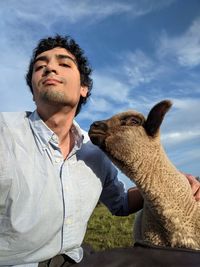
{"left": 60, "top": 63, "right": 71, "bottom": 68}
{"left": 35, "top": 65, "right": 46, "bottom": 71}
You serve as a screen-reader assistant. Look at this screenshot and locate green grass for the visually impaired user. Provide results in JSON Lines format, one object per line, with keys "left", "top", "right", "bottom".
{"left": 83, "top": 203, "right": 135, "bottom": 251}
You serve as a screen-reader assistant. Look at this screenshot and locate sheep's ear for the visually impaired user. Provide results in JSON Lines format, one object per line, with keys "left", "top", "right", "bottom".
{"left": 144, "top": 100, "right": 172, "bottom": 137}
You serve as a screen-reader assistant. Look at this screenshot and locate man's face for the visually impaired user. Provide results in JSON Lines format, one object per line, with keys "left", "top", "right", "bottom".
{"left": 31, "top": 47, "right": 88, "bottom": 110}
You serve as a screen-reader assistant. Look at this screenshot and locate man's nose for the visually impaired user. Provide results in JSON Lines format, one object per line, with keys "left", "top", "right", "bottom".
{"left": 42, "top": 63, "right": 57, "bottom": 76}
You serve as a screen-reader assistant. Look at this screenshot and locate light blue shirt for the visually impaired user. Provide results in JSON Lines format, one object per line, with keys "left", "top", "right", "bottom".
{"left": 0, "top": 111, "right": 129, "bottom": 267}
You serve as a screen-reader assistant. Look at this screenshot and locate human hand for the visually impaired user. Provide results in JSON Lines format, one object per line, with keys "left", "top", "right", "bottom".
{"left": 184, "top": 173, "right": 200, "bottom": 201}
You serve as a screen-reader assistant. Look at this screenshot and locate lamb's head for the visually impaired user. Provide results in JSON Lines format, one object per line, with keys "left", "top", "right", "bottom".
{"left": 89, "top": 100, "right": 172, "bottom": 175}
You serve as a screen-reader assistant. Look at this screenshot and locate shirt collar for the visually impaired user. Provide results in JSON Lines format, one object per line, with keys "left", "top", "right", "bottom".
{"left": 28, "top": 110, "right": 84, "bottom": 150}
{"left": 71, "top": 121, "right": 84, "bottom": 151}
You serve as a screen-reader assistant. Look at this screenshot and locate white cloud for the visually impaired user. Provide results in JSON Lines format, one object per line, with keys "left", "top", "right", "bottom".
{"left": 92, "top": 72, "right": 131, "bottom": 103}
{"left": 122, "top": 50, "right": 166, "bottom": 88}
{"left": 12, "top": 0, "right": 131, "bottom": 25}
{"left": 172, "top": 98, "right": 200, "bottom": 110}
{"left": 0, "top": 0, "right": 176, "bottom": 33}
{"left": 148, "top": 97, "right": 200, "bottom": 175}
{"left": 170, "top": 98, "right": 200, "bottom": 128}
{"left": 162, "top": 130, "right": 200, "bottom": 145}
{"left": 169, "top": 75, "right": 200, "bottom": 96}
{"left": 0, "top": 0, "right": 130, "bottom": 32}
{"left": 158, "top": 17, "right": 200, "bottom": 68}
{"left": 77, "top": 72, "right": 132, "bottom": 123}
{"left": 173, "top": 146, "right": 200, "bottom": 168}
{"left": 160, "top": 98, "right": 200, "bottom": 147}
{"left": 0, "top": 51, "right": 35, "bottom": 114}
{"left": 126, "top": 0, "right": 176, "bottom": 17}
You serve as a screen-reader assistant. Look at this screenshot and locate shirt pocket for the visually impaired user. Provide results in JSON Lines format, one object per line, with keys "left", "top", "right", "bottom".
{"left": 0, "top": 179, "right": 12, "bottom": 215}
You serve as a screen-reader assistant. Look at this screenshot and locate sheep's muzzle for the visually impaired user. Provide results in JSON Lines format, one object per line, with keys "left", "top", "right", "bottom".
{"left": 89, "top": 121, "right": 108, "bottom": 148}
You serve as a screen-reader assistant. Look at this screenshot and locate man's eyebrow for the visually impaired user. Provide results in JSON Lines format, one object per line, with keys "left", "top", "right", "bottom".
{"left": 56, "top": 54, "right": 77, "bottom": 65}
{"left": 34, "top": 54, "right": 77, "bottom": 66}
{"left": 34, "top": 56, "right": 48, "bottom": 64}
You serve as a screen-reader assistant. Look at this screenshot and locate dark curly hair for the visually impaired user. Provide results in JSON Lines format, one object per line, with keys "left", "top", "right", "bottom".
{"left": 26, "top": 34, "right": 93, "bottom": 116}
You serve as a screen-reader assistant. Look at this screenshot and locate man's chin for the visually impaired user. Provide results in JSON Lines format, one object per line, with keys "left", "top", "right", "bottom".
{"left": 40, "top": 91, "right": 67, "bottom": 105}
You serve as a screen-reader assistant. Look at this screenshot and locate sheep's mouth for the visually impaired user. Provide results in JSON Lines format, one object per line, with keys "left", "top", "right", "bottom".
{"left": 88, "top": 130, "right": 106, "bottom": 148}
{"left": 89, "top": 129, "right": 124, "bottom": 169}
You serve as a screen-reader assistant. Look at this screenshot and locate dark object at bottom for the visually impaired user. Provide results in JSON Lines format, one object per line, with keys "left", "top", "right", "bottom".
{"left": 39, "top": 253, "right": 76, "bottom": 267}
{"left": 76, "top": 241, "right": 200, "bottom": 267}
{"left": 38, "top": 242, "right": 200, "bottom": 267}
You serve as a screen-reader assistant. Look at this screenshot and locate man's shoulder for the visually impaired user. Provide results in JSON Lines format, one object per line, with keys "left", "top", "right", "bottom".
{"left": 81, "top": 128, "right": 90, "bottom": 143}
{"left": 80, "top": 128, "right": 109, "bottom": 162}
{"left": 0, "top": 111, "right": 32, "bottom": 127}
{"left": 73, "top": 121, "right": 110, "bottom": 163}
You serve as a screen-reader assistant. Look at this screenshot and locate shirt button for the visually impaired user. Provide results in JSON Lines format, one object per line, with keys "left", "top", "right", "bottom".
{"left": 55, "top": 158, "right": 62, "bottom": 163}
{"left": 65, "top": 217, "right": 73, "bottom": 225}
{"left": 52, "top": 134, "right": 58, "bottom": 142}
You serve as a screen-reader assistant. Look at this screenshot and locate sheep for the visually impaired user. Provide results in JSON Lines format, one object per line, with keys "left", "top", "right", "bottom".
{"left": 88, "top": 100, "right": 200, "bottom": 250}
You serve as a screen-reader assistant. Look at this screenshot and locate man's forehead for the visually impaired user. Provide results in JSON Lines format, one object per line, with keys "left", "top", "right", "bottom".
{"left": 35, "top": 47, "right": 76, "bottom": 61}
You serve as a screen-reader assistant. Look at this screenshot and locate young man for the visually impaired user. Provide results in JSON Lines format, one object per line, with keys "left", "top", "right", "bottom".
{"left": 0, "top": 35, "right": 199, "bottom": 267}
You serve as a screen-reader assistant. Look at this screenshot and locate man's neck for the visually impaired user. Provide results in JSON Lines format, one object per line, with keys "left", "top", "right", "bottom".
{"left": 37, "top": 106, "right": 76, "bottom": 159}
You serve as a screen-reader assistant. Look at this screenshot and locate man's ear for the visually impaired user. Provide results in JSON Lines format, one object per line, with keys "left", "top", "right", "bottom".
{"left": 80, "top": 86, "right": 88, "bottom": 98}
{"left": 144, "top": 100, "right": 172, "bottom": 137}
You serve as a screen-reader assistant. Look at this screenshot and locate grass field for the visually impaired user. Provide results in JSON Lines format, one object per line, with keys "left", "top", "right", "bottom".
{"left": 83, "top": 203, "right": 135, "bottom": 251}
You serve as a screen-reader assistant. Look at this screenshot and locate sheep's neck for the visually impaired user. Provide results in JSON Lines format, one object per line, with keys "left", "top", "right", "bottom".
{"left": 126, "top": 145, "right": 197, "bottom": 220}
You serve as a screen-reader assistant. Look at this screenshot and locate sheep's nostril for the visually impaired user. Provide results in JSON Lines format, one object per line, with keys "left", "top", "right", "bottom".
{"left": 91, "top": 121, "right": 108, "bottom": 132}
{"left": 91, "top": 121, "right": 100, "bottom": 127}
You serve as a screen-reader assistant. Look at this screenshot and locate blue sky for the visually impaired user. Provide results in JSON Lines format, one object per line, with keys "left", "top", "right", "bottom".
{"left": 0, "top": 0, "right": 199, "bottom": 188}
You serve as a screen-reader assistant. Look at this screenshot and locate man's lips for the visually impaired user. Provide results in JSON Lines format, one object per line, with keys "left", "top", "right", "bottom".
{"left": 42, "top": 78, "right": 62, "bottom": 85}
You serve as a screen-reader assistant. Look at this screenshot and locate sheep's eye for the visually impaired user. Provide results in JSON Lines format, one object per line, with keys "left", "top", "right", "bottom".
{"left": 121, "top": 116, "right": 142, "bottom": 126}
{"left": 128, "top": 116, "right": 141, "bottom": 125}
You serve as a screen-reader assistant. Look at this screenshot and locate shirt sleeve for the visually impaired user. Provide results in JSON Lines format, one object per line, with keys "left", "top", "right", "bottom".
{"left": 99, "top": 155, "right": 129, "bottom": 216}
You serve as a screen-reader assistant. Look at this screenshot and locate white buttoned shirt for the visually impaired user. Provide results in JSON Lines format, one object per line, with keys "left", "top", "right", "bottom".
{"left": 0, "top": 111, "right": 129, "bottom": 267}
